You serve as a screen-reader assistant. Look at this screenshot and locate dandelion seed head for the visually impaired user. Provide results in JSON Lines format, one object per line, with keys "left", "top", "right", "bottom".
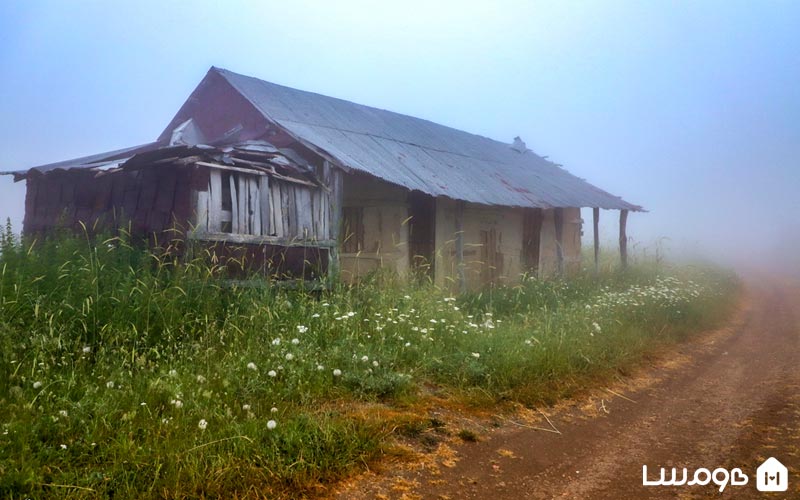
{"left": 332, "top": 369, "right": 342, "bottom": 377}
{"left": 267, "top": 420, "right": 277, "bottom": 430}
{"left": 198, "top": 419, "right": 208, "bottom": 430}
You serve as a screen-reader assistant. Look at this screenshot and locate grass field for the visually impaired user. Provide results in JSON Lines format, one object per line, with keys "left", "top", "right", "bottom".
{"left": 0, "top": 228, "right": 739, "bottom": 498}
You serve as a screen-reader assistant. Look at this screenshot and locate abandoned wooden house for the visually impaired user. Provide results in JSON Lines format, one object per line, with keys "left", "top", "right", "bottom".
{"left": 4, "top": 66, "right": 641, "bottom": 288}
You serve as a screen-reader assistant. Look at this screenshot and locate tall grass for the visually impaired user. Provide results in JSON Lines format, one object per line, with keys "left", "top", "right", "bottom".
{"left": 0, "top": 227, "right": 739, "bottom": 498}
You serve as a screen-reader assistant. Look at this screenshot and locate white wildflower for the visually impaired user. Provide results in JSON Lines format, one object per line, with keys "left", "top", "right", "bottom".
{"left": 60, "top": 444, "right": 67, "bottom": 450}
{"left": 168, "top": 369, "right": 178, "bottom": 377}
{"left": 271, "top": 407, "right": 278, "bottom": 413}
{"left": 242, "top": 404, "right": 251, "bottom": 411}
{"left": 198, "top": 419, "right": 208, "bottom": 431}
{"left": 33, "top": 381, "right": 42, "bottom": 389}
{"left": 296, "top": 325, "right": 308, "bottom": 334}
{"left": 58, "top": 410, "right": 68, "bottom": 418}
{"left": 360, "top": 355, "right": 369, "bottom": 362}
{"left": 82, "top": 346, "right": 91, "bottom": 354}
{"left": 247, "top": 362, "right": 258, "bottom": 371}
{"left": 106, "top": 381, "right": 115, "bottom": 389}
{"left": 291, "top": 338, "right": 300, "bottom": 345}
{"left": 332, "top": 369, "right": 342, "bottom": 377}
{"left": 285, "top": 353, "right": 294, "bottom": 361}
{"left": 372, "top": 360, "right": 379, "bottom": 367}
{"left": 316, "top": 364, "right": 325, "bottom": 371}
{"left": 196, "top": 375, "right": 207, "bottom": 384}
{"left": 267, "top": 420, "right": 277, "bottom": 430}
{"left": 471, "top": 352, "right": 481, "bottom": 359}
{"left": 267, "top": 370, "right": 277, "bottom": 378}
{"left": 271, "top": 338, "right": 281, "bottom": 346}
{"left": 311, "top": 313, "right": 320, "bottom": 318}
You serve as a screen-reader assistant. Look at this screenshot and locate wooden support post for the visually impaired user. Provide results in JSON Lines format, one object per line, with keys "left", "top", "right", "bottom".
{"left": 619, "top": 209, "right": 628, "bottom": 270}
{"left": 455, "top": 201, "right": 466, "bottom": 293}
{"left": 593, "top": 207, "right": 600, "bottom": 275}
{"left": 325, "top": 161, "right": 343, "bottom": 282}
{"left": 554, "top": 207, "right": 564, "bottom": 275}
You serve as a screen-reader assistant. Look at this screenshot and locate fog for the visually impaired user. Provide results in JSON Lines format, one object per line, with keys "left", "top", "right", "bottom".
{"left": 1, "top": 1, "right": 797, "bottom": 273}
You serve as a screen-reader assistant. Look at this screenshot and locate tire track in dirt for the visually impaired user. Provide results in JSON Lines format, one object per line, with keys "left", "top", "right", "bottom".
{"left": 335, "top": 279, "right": 800, "bottom": 499}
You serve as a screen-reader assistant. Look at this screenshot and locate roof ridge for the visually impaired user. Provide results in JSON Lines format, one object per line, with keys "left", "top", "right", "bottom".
{"left": 212, "top": 66, "right": 529, "bottom": 152}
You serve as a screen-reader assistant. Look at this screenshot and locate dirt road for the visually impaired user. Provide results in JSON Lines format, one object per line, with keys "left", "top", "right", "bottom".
{"left": 337, "top": 280, "right": 800, "bottom": 499}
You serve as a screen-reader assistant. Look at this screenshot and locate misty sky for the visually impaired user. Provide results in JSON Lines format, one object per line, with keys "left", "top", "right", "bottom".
{"left": 1, "top": 1, "right": 798, "bottom": 269}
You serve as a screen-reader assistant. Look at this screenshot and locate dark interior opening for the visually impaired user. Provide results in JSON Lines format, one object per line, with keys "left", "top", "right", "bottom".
{"left": 523, "top": 207, "right": 543, "bottom": 274}
{"left": 408, "top": 192, "right": 436, "bottom": 279}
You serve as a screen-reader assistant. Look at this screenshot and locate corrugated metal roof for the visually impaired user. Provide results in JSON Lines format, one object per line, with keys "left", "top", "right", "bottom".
{"left": 215, "top": 67, "right": 641, "bottom": 211}
{"left": 2, "top": 142, "right": 161, "bottom": 179}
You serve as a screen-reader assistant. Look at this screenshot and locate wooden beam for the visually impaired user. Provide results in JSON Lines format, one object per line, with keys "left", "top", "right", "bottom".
{"left": 195, "top": 161, "right": 269, "bottom": 177}
{"left": 455, "top": 201, "right": 466, "bottom": 293}
{"left": 619, "top": 209, "right": 629, "bottom": 270}
{"left": 189, "top": 231, "right": 337, "bottom": 248}
{"left": 593, "top": 207, "right": 600, "bottom": 275}
{"left": 325, "top": 161, "right": 343, "bottom": 281}
{"left": 554, "top": 207, "right": 564, "bottom": 275}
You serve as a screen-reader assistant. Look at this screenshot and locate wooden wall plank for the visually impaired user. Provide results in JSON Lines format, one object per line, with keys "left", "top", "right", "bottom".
{"left": 196, "top": 191, "right": 209, "bottom": 231}
{"left": 208, "top": 170, "right": 222, "bottom": 232}
{"left": 250, "top": 177, "right": 261, "bottom": 236}
{"left": 237, "top": 175, "right": 248, "bottom": 234}
{"left": 280, "top": 183, "right": 291, "bottom": 238}
{"left": 229, "top": 174, "right": 239, "bottom": 234}
{"left": 295, "top": 187, "right": 313, "bottom": 238}
{"left": 259, "top": 176, "right": 271, "bottom": 236}
{"left": 270, "top": 180, "right": 283, "bottom": 237}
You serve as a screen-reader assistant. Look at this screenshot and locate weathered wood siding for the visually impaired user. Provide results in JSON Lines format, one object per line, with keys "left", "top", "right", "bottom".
{"left": 23, "top": 166, "right": 193, "bottom": 236}
{"left": 538, "top": 207, "right": 582, "bottom": 276}
{"left": 339, "top": 173, "right": 409, "bottom": 282}
{"left": 434, "top": 199, "right": 524, "bottom": 289}
{"left": 192, "top": 167, "right": 330, "bottom": 242}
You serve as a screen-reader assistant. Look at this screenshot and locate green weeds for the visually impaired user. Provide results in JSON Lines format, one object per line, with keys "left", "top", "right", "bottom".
{"left": 0, "top": 229, "right": 739, "bottom": 498}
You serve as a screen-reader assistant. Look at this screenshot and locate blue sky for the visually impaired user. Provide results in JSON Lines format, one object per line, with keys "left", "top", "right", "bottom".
{"left": 1, "top": 0, "right": 798, "bottom": 268}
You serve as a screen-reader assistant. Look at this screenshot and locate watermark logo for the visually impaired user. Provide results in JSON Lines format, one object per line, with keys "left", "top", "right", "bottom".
{"left": 757, "top": 457, "right": 788, "bottom": 492}
{"left": 642, "top": 465, "right": 748, "bottom": 492}
{"left": 642, "top": 457, "right": 789, "bottom": 493}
